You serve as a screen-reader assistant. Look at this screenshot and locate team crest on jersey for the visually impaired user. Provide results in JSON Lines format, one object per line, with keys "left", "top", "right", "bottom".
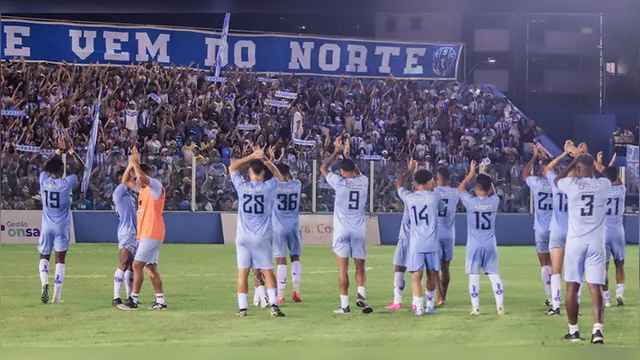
{"left": 432, "top": 47, "right": 458, "bottom": 77}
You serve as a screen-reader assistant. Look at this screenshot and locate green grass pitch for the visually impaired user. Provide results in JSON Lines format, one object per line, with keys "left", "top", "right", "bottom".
{"left": 0, "top": 244, "right": 638, "bottom": 347}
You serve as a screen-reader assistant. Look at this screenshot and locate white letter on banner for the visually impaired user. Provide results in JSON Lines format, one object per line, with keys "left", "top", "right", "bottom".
{"left": 135, "top": 33, "right": 170, "bottom": 63}
{"left": 318, "top": 43, "right": 340, "bottom": 72}
{"left": 403, "top": 47, "right": 426, "bottom": 75}
{"left": 346, "top": 44, "right": 368, "bottom": 73}
{"left": 4, "top": 26, "right": 31, "bottom": 57}
{"left": 288, "top": 41, "right": 314, "bottom": 70}
{"left": 103, "top": 31, "right": 129, "bottom": 62}
{"left": 374, "top": 46, "right": 400, "bottom": 74}
{"left": 204, "top": 38, "right": 228, "bottom": 67}
{"left": 233, "top": 40, "right": 256, "bottom": 69}
{"left": 69, "top": 30, "right": 97, "bottom": 60}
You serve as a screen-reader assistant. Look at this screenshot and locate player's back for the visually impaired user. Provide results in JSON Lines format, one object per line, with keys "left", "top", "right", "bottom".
{"left": 545, "top": 171, "right": 568, "bottom": 233}
{"left": 435, "top": 186, "right": 459, "bottom": 238}
{"left": 398, "top": 203, "right": 410, "bottom": 242}
{"left": 557, "top": 177, "right": 611, "bottom": 241}
{"left": 399, "top": 188, "right": 441, "bottom": 253}
{"left": 605, "top": 184, "right": 625, "bottom": 233}
{"left": 526, "top": 176, "right": 553, "bottom": 231}
{"left": 461, "top": 192, "right": 500, "bottom": 247}
{"left": 113, "top": 184, "right": 137, "bottom": 235}
{"left": 232, "top": 172, "right": 278, "bottom": 240}
{"left": 273, "top": 179, "right": 302, "bottom": 232}
{"left": 39, "top": 172, "right": 77, "bottom": 228}
{"left": 326, "top": 172, "right": 368, "bottom": 236}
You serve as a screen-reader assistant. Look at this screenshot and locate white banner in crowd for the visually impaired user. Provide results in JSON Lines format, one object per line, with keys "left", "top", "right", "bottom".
{"left": 221, "top": 213, "right": 380, "bottom": 246}
{"left": 1, "top": 109, "right": 27, "bottom": 117}
{"left": 236, "top": 124, "right": 258, "bottom": 131}
{"left": 0, "top": 210, "right": 76, "bottom": 244}
{"left": 257, "top": 77, "right": 277, "bottom": 83}
{"left": 148, "top": 93, "right": 162, "bottom": 104}
{"left": 205, "top": 76, "right": 227, "bottom": 83}
{"left": 266, "top": 99, "right": 291, "bottom": 108}
{"left": 275, "top": 91, "right": 297, "bottom": 100}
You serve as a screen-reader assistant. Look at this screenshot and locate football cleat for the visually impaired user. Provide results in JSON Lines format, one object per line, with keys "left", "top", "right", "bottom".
{"left": 356, "top": 294, "right": 373, "bottom": 314}
{"left": 604, "top": 299, "right": 611, "bottom": 308}
{"left": 292, "top": 291, "right": 302, "bottom": 303}
{"left": 260, "top": 296, "right": 269, "bottom": 309}
{"left": 238, "top": 308, "right": 248, "bottom": 317}
{"left": 616, "top": 296, "right": 625, "bottom": 307}
{"left": 591, "top": 330, "right": 604, "bottom": 344}
{"left": 149, "top": 302, "right": 168, "bottom": 310}
{"left": 116, "top": 297, "right": 139, "bottom": 311}
{"left": 270, "top": 305, "right": 286, "bottom": 317}
{"left": 414, "top": 307, "right": 425, "bottom": 316}
{"left": 385, "top": 301, "right": 402, "bottom": 310}
{"left": 425, "top": 307, "right": 438, "bottom": 315}
{"left": 333, "top": 306, "right": 351, "bottom": 314}
{"left": 563, "top": 331, "right": 581, "bottom": 342}
{"left": 52, "top": 298, "right": 63, "bottom": 304}
{"left": 497, "top": 308, "right": 505, "bottom": 315}
{"left": 470, "top": 309, "right": 480, "bottom": 316}
{"left": 411, "top": 304, "right": 417, "bottom": 311}
{"left": 112, "top": 298, "right": 123, "bottom": 306}
{"left": 546, "top": 308, "right": 561, "bottom": 316}
{"left": 277, "top": 297, "right": 286, "bottom": 304}
{"left": 41, "top": 284, "right": 49, "bottom": 304}
{"left": 544, "top": 299, "right": 552, "bottom": 307}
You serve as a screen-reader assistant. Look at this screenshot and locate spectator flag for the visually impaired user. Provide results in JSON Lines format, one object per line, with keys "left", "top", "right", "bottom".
{"left": 214, "top": 13, "right": 231, "bottom": 78}
{"left": 81, "top": 88, "right": 103, "bottom": 193}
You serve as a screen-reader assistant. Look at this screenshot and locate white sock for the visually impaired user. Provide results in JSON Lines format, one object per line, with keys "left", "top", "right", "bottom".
{"left": 340, "top": 295, "right": 349, "bottom": 308}
{"left": 469, "top": 274, "right": 480, "bottom": 311}
{"left": 541, "top": 265, "right": 552, "bottom": 299}
{"left": 569, "top": 323, "right": 579, "bottom": 335}
{"left": 551, "top": 274, "right": 562, "bottom": 310}
{"left": 124, "top": 270, "right": 134, "bottom": 298}
{"left": 425, "top": 289, "right": 436, "bottom": 309}
{"left": 357, "top": 286, "right": 366, "bottom": 298}
{"left": 253, "top": 289, "right": 259, "bottom": 303}
{"left": 38, "top": 259, "right": 49, "bottom": 286}
{"left": 256, "top": 285, "right": 266, "bottom": 299}
{"left": 276, "top": 264, "right": 287, "bottom": 299}
{"left": 291, "top": 261, "right": 301, "bottom": 293}
{"left": 577, "top": 282, "right": 584, "bottom": 304}
{"left": 53, "top": 264, "right": 65, "bottom": 301}
{"left": 615, "top": 284, "right": 624, "bottom": 298}
{"left": 131, "top": 293, "right": 139, "bottom": 304}
{"left": 488, "top": 274, "right": 504, "bottom": 310}
{"left": 393, "top": 272, "right": 405, "bottom": 304}
{"left": 592, "top": 323, "right": 603, "bottom": 335}
{"left": 267, "top": 288, "right": 277, "bottom": 306}
{"left": 603, "top": 290, "right": 610, "bottom": 301}
{"left": 155, "top": 293, "right": 166, "bottom": 304}
{"left": 413, "top": 296, "right": 424, "bottom": 310}
{"left": 238, "top": 292, "right": 248, "bottom": 309}
{"left": 114, "top": 268, "right": 125, "bottom": 299}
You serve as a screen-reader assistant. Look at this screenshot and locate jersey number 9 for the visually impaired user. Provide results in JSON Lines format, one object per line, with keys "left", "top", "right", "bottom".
{"left": 348, "top": 191, "right": 360, "bottom": 210}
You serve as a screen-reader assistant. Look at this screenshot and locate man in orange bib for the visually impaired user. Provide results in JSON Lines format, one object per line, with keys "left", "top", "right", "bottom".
{"left": 117, "top": 146, "right": 167, "bottom": 311}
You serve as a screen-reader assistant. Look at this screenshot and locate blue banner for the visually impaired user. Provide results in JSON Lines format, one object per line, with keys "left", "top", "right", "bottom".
{"left": 0, "top": 18, "right": 463, "bottom": 80}
{"left": 626, "top": 145, "right": 639, "bottom": 195}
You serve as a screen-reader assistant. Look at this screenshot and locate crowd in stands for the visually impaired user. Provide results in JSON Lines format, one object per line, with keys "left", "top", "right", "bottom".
{"left": 2, "top": 58, "right": 544, "bottom": 213}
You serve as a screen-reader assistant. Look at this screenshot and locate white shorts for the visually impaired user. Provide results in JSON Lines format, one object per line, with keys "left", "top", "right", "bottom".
{"left": 38, "top": 226, "right": 71, "bottom": 256}
{"left": 134, "top": 238, "right": 162, "bottom": 265}
{"left": 272, "top": 229, "right": 302, "bottom": 258}
{"left": 332, "top": 233, "right": 366, "bottom": 260}
{"left": 237, "top": 237, "right": 273, "bottom": 270}
{"left": 564, "top": 238, "right": 606, "bottom": 285}
{"left": 393, "top": 237, "right": 409, "bottom": 267}
{"left": 118, "top": 232, "right": 138, "bottom": 255}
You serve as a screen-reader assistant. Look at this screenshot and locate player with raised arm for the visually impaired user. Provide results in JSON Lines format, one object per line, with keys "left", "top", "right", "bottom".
{"left": 598, "top": 154, "right": 626, "bottom": 308}
{"left": 397, "top": 160, "right": 444, "bottom": 316}
{"left": 117, "top": 146, "right": 168, "bottom": 311}
{"left": 554, "top": 154, "right": 611, "bottom": 344}
{"left": 524, "top": 145, "right": 554, "bottom": 306}
{"left": 458, "top": 160, "right": 505, "bottom": 316}
{"left": 384, "top": 161, "right": 416, "bottom": 311}
{"left": 272, "top": 160, "right": 304, "bottom": 303}
{"left": 229, "top": 146, "right": 286, "bottom": 317}
{"left": 320, "top": 136, "right": 372, "bottom": 314}
{"left": 111, "top": 168, "right": 137, "bottom": 306}
{"left": 434, "top": 166, "right": 459, "bottom": 306}
{"left": 37, "top": 137, "right": 84, "bottom": 304}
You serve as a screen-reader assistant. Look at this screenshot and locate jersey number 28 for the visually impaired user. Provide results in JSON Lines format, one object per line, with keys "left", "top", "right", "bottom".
{"left": 243, "top": 194, "right": 264, "bottom": 214}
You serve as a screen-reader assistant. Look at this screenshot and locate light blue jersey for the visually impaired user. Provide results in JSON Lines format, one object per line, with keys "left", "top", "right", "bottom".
{"left": 526, "top": 176, "right": 553, "bottom": 232}
{"left": 272, "top": 179, "right": 303, "bottom": 258}
{"left": 397, "top": 187, "right": 443, "bottom": 254}
{"left": 392, "top": 204, "right": 411, "bottom": 267}
{"left": 397, "top": 205, "right": 410, "bottom": 242}
{"left": 557, "top": 177, "right": 611, "bottom": 285}
{"left": 113, "top": 184, "right": 137, "bottom": 253}
{"left": 231, "top": 171, "right": 279, "bottom": 270}
{"left": 231, "top": 172, "right": 279, "bottom": 240}
{"left": 605, "top": 184, "right": 626, "bottom": 261}
{"left": 326, "top": 172, "right": 369, "bottom": 259}
{"left": 546, "top": 171, "right": 568, "bottom": 235}
{"left": 272, "top": 179, "right": 302, "bottom": 232}
{"left": 435, "top": 186, "right": 459, "bottom": 238}
{"left": 460, "top": 192, "right": 501, "bottom": 275}
{"left": 38, "top": 172, "right": 77, "bottom": 255}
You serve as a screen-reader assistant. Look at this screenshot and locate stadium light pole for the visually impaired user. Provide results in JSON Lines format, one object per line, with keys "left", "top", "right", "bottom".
{"left": 465, "top": 58, "right": 496, "bottom": 83}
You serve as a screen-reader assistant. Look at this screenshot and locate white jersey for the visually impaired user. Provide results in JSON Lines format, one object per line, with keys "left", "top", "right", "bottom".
{"left": 326, "top": 172, "right": 368, "bottom": 240}
{"left": 557, "top": 177, "right": 611, "bottom": 243}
